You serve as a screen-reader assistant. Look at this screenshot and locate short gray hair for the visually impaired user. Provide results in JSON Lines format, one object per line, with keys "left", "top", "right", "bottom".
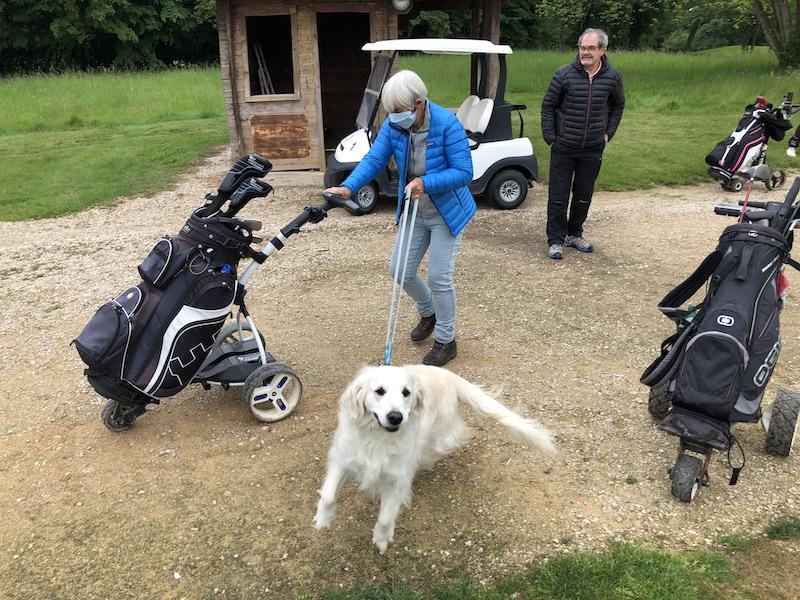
{"left": 579, "top": 28, "right": 609, "bottom": 49}
{"left": 381, "top": 70, "right": 428, "bottom": 113}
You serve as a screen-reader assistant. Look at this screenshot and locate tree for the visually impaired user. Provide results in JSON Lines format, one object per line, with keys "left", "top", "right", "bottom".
{"left": 751, "top": 0, "right": 800, "bottom": 68}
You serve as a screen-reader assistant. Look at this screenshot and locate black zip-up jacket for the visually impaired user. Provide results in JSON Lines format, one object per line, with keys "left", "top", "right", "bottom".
{"left": 541, "top": 55, "right": 625, "bottom": 151}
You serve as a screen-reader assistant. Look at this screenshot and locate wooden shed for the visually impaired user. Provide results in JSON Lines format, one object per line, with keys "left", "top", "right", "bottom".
{"left": 215, "top": 0, "right": 504, "bottom": 170}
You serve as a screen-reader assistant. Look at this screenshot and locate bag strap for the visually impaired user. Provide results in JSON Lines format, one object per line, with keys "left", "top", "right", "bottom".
{"left": 658, "top": 250, "right": 722, "bottom": 317}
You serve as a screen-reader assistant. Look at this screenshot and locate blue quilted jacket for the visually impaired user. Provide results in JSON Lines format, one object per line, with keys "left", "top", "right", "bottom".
{"left": 342, "top": 101, "right": 475, "bottom": 236}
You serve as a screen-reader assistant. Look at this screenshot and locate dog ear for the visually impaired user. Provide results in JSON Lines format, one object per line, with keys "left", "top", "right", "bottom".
{"left": 341, "top": 367, "right": 369, "bottom": 419}
{"left": 404, "top": 368, "right": 424, "bottom": 410}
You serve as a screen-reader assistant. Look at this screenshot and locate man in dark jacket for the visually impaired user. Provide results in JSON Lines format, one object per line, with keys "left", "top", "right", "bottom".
{"left": 541, "top": 28, "right": 625, "bottom": 260}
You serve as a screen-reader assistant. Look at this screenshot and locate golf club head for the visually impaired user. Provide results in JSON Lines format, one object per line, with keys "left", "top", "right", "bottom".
{"left": 223, "top": 178, "right": 273, "bottom": 217}
{"left": 197, "top": 155, "right": 272, "bottom": 217}
{"left": 219, "top": 154, "right": 272, "bottom": 194}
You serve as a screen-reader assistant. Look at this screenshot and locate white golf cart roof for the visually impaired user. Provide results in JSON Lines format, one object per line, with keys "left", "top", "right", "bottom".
{"left": 362, "top": 38, "right": 512, "bottom": 55}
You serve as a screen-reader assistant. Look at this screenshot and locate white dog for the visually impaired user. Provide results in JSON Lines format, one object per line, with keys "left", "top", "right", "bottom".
{"left": 313, "top": 364, "right": 556, "bottom": 553}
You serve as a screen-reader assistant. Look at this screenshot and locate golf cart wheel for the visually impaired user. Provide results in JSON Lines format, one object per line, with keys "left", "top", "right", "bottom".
{"left": 648, "top": 386, "right": 671, "bottom": 419}
{"left": 767, "top": 169, "right": 786, "bottom": 191}
{"left": 670, "top": 454, "right": 703, "bottom": 502}
{"left": 101, "top": 399, "right": 137, "bottom": 432}
{"left": 730, "top": 178, "right": 744, "bottom": 192}
{"left": 488, "top": 169, "right": 529, "bottom": 210}
{"left": 242, "top": 362, "right": 302, "bottom": 423}
{"left": 216, "top": 321, "right": 265, "bottom": 348}
{"left": 765, "top": 388, "right": 800, "bottom": 456}
{"left": 354, "top": 182, "right": 379, "bottom": 215}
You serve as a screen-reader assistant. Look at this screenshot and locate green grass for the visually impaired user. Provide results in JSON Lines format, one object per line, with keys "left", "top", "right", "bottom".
{"left": 0, "top": 68, "right": 227, "bottom": 221}
{"left": 403, "top": 46, "right": 799, "bottom": 191}
{"left": 2, "top": 47, "right": 798, "bottom": 220}
{"left": 764, "top": 515, "right": 800, "bottom": 540}
{"left": 316, "top": 543, "right": 737, "bottom": 600}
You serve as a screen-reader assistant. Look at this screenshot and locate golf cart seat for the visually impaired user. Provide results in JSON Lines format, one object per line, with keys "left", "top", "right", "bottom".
{"left": 465, "top": 98, "right": 494, "bottom": 146}
{"left": 456, "top": 95, "right": 479, "bottom": 126}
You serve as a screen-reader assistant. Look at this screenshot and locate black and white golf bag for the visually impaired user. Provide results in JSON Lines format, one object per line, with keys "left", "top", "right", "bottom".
{"left": 74, "top": 210, "right": 253, "bottom": 406}
{"left": 706, "top": 100, "right": 793, "bottom": 184}
{"left": 641, "top": 223, "right": 790, "bottom": 450}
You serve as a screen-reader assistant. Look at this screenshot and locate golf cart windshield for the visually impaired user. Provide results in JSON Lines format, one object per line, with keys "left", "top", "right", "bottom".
{"left": 355, "top": 51, "right": 394, "bottom": 131}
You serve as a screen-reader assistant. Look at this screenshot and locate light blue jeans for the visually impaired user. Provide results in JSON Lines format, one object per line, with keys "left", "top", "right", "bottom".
{"left": 389, "top": 211, "right": 464, "bottom": 344}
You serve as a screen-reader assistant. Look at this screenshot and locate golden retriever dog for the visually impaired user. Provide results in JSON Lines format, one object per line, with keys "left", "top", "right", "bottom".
{"left": 313, "top": 364, "right": 556, "bottom": 553}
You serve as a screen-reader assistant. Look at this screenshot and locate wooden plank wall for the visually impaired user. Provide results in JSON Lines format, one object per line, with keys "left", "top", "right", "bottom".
{"left": 221, "top": 0, "right": 393, "bottom": 170}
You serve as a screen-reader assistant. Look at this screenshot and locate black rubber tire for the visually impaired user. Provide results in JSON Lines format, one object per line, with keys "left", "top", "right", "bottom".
{"left": 488, "top": 169, "right": 529, "bottom": 210}
{"left": 242, "top": 362, "right": 302, "bottom": 423}
{"left": 648, "top": 386, "right": 671, "bottom": 419}
{"left": 730, "top": 178, "right": 744, "bottom": 192}
{"left": 765, "top": 388, "right": 800, "bottom": 456}
{"left": 767, "top": 169, "right": 785, "bottom": 191}
{"left": 671, "top": 454, "right": 703, "bottom": 502}
{"left": 216, "top": 321, "right": 265, "bottom": 348}
{"left": 354, "top": 182, "right": 379, "bottom": 215}
{"left": 101, "top": 399, "right": 135, "bottom": 432}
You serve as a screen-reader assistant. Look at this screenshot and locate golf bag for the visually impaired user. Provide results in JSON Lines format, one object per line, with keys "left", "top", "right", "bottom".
{"left": 706, "top": 98, "right": 793, "bottom": 184}
{"left": 642, "top": 179, "right": 800, "bottom": 452}
{"left": 74, "top": 210, "right": 254, "bottom": 405}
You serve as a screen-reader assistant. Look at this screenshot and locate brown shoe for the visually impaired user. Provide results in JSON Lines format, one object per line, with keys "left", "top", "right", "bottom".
{"left": 410, "top": 314, "right": 436, "bottom": 342}
{"left": 422, "top": 339, "right": 457, "bottom": 366}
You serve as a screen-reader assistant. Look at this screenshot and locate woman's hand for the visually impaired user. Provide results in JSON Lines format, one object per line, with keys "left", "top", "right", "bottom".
{"left": 324, "top": 186, "right": 352, "bottom": 199}
{"left": 404, "top": 177, "right": 425, "bottom": 200}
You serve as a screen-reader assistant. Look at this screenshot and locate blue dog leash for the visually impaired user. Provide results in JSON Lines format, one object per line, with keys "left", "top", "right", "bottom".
{"left": 383, "top": 189, "right": 418, "bottom": 365}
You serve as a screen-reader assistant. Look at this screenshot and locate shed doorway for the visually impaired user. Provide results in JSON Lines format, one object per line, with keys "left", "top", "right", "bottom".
{"left": 316, "top": 12, "right": 372, "bottom": 153}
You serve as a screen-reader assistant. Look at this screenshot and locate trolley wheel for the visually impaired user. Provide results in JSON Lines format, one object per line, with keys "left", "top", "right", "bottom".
{"left": 767, "top": 169, "right": 786, "bottom": 191}
{"left": 216, "top": 321, "right": 265, "bottom": 348}
{"left": 648, "top": 386, "right": 671, "bottom": 419}
{"left": 730, "top": 177, "right": 744, "bottom": 192}
{"left": 242, "top": 362, "right": 302, "bottom": 423}
{"left": 488, "top": 169, "right": 529, "bottom": 210}
{"left": 670, "top": 454, "right": 703, "bottom": 502}
{"left": 354, "top": 182, "right": 379, "bottom": 215}
{"left": 101, "top": 399, "right": 138, "bottom": 432}
{"left": 765, "top": 388, "right": 800, "bottom": 456}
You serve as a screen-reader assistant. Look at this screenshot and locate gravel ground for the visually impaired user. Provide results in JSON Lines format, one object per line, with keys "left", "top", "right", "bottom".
{"left": 0, "top": 148, "right": 798, "bottom": 599}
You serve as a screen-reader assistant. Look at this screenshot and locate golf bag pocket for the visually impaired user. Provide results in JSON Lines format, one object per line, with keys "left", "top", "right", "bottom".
{"left": 122, "top": 270, "right": 236, "bottom": 398}
{"left": 74, "top": 286, "right": 143, "bottom": 372}
{"left": 138, "top": 238, "right": 192, "bottom": 288}
{"left": 673, "top": 307, "right": 749, "bottom": 421}
{"left": 660, "top": 407, "right": 732, "bottom": 450}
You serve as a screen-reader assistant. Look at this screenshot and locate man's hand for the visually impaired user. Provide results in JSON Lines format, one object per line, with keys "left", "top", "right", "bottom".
{"left": 604, "top": 133, "right": 609, "bottom": 143}
{"left": 324, "top": 186, "right": 351, "bottom": 199}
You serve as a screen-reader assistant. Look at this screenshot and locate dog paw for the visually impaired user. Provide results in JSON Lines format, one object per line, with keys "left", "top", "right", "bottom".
{"left": 373, "top": 537, "right": 390, "bottom": 554}
{"left": 313, "top": 507, "right": 335, "bottom": 530}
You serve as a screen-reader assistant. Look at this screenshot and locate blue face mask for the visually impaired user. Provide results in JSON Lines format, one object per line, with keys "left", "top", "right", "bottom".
{"left": 389, "top": 109, "right": 416, "bottom": 130}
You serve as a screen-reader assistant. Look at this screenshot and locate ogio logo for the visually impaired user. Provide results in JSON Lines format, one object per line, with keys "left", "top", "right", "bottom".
{"left": 754, "top": 341, "right": 780, "bottom": 387}
{"left": 717, "top": 315, "right": 735, "bottom": 327}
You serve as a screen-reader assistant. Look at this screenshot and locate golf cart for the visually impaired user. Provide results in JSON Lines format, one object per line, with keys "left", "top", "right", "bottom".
{"left": 323, "top": 38, "right": 538, "bottom": 214}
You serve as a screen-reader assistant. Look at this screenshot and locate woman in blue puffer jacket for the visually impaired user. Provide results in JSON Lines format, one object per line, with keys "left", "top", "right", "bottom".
{"left": 325, "top": 70, "right": 475, "bottom": 367}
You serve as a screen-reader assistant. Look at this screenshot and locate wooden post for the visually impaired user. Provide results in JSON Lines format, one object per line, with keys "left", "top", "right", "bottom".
{"left": 216, "top": 0, "right": 244, "bottom": 155}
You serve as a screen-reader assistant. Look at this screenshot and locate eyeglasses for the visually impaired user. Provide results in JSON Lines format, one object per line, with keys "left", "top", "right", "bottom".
{"left": 579, "top": 45, "right": 600, "bottom": 53}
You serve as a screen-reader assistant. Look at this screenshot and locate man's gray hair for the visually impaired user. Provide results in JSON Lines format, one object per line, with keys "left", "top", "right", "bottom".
{"left": 579, "top": 28, "right": 609, "bottom": 49}
{"left": 381, "top": 70, "right": 428, "bottom": 113}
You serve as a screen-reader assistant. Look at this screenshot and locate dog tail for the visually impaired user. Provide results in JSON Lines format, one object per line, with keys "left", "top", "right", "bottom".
{"left": 451, "top": 372, "right": 556, "bottom": 454}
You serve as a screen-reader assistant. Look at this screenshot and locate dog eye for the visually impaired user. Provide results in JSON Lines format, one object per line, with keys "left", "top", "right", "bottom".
{"left": 402, "top": 388, "right": 410, "bottom": 397}
{"left": 375, "top": 387, "right": 385, "bottom": 396}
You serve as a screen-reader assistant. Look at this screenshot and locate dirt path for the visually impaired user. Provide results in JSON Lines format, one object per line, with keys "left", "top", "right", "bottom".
{"left": 1, "top": 149, "right": 798, "bottom": 599}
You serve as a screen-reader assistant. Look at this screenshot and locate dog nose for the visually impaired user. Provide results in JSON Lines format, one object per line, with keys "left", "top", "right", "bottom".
{"left": 386, "top": 411, "right": 403, "bottom": 426}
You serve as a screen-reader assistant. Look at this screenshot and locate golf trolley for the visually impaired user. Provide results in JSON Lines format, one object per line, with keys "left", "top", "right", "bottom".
{"left": 642, "top": 165, "right": 800, "bottom": 502}
{"left": 707, "top": 92, "right": 798, "bottom": 193}
{"left": 74, "top": 154, "right": 359, "bottom": 431}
